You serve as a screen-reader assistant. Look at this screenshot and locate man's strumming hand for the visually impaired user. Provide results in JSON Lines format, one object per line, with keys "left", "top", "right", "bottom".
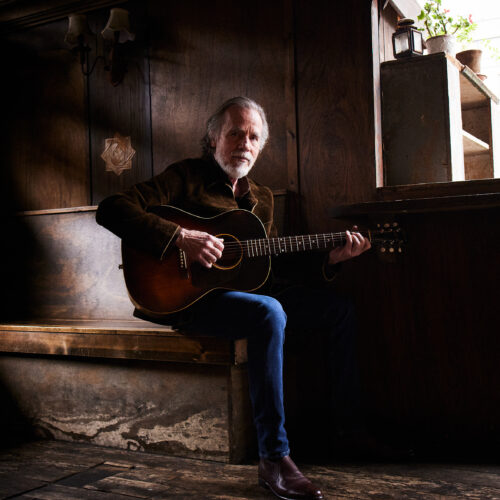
{"left": 175, "top": 228, "right": 224, "bottom": 268}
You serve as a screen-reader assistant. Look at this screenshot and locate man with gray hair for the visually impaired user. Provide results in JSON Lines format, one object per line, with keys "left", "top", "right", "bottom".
{"left": 97, "top": 96, "right": 370, "bottom": 500}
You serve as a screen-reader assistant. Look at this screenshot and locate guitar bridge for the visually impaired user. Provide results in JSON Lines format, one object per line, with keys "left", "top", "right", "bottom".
{"left": 179, "top": 249, "right": 187, "bottom": 269}
{"left": 178, "top": 248, "right": 190, "bottom": 279}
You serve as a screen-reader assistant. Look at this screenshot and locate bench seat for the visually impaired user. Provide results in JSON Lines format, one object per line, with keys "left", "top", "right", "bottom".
{"left": 0, "top": 318, "right": 247, "bottom": 365}
{"left": 0, "top": 208, "right": 253, "bottom": 463}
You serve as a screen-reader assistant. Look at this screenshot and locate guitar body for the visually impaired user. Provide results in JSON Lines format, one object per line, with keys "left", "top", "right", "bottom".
{"left": 121, "top": 206, "right": 271, "bottom": 316}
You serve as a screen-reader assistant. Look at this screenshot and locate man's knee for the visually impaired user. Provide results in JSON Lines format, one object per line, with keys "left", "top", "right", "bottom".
{"left": 319, "top": 290, "right": 355, "bottom": 325}
{"left": 326, "top": 294, "right": 357, "bottom": 347}
{"left": 255, "top": 295, "right": 287, "bottom": 330}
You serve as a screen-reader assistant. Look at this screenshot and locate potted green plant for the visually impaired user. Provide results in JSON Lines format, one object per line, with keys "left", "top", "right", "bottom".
{"left": 417, "top": 0, "right": 476, "bottom": 57}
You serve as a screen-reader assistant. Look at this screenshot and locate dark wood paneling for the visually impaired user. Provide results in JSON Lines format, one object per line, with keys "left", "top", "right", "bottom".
{"left": 335, "top": 206, "right": 500, "bottom": 453}
{"left": 295, "top": 0, "right": 377, "bottom": 233}
{"left": 89, "top": 3, "right": 152, "bottom": 204}
{"left": 148, "top": 0, "right": 296, "bottom": 192}
{"left": 3, "top": 19, "right": 89, "bottom": 211}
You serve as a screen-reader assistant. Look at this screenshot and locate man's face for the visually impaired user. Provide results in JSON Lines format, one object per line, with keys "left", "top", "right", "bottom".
{"left": 211, "top": 106, "right": 263, "bottom": 179}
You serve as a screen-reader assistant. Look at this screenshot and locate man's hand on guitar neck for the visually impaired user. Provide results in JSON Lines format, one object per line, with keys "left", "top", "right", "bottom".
{"left": 175, "top": 227, "right": 224, "bottom": 268}
{"left": 328, "top": 227, "right": 371, "bottom": 266}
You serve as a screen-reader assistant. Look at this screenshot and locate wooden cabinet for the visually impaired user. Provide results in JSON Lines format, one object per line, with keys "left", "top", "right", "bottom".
{"left": 381, "top": 52, "right": 499, "bottom": 186}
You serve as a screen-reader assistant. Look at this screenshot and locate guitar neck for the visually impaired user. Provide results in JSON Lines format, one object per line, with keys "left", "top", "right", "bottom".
{"left": 240, "top": 231, "right": 369, "bottom": 258}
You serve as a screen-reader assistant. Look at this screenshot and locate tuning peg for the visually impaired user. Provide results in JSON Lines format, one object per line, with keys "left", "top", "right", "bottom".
{"left": 384, "top": 223, "right": 390, "bottom": 228}
{"left": 389, "top": 247, "right": 395, "bottom": 253}
{"left": 380, "top": 247, "right": 386, "bottom": 253}
{"left": 392, "top": 222, "right": 398, "bottom": 227}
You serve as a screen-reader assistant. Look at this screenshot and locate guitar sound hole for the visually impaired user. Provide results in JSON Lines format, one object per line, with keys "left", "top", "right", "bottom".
{"left": 214, "top": 234, "right": 242, "bottom": 270}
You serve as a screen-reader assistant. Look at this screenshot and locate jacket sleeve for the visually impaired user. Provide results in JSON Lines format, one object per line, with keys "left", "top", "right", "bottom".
{"left": 96, "top": 165, "right": 185, "bottom": 259}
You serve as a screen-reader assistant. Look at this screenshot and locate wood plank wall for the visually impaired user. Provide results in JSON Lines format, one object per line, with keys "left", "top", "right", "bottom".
{"left": 335, "top": 205, "right": 500, "bottom": 456}
{"left": 88, "top": 3, "right": 153, "bottom": 205}
{"left": 2, "top": 0, "right": 300, "bottom": 211}
{"left": 2, "top": 19, "right": 89, "bottom": 210}
{"left": 295, "top": 0, "right": 378, "bottom": 233}
{"left": 2, "top": 0, "right": 377, "bottom": 230}
{"left": 147, "top": 0, "right": 297, "bottom": 193}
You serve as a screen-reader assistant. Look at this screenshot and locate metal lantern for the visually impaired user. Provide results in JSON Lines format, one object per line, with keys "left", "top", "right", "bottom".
{"left": 392, "top": 18, "right": 424, "bottom": 59}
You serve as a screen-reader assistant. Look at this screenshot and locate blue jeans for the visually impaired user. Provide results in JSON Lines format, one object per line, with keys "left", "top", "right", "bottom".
{"left": 183, "top": 285, "right": 358, "bottom": 459}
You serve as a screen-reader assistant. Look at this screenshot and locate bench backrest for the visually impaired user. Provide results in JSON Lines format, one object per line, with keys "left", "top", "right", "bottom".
{"left": 15, "top": 208, "right": 132, "bottom": 320}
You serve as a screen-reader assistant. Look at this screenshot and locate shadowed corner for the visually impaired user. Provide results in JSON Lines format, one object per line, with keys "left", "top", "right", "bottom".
{"left": 0, "top": 382, "right": 37, "bottom": 450}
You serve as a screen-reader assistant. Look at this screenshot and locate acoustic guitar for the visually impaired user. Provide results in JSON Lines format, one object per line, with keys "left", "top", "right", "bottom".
{"left": 122, "top": 205, "right": 403, "bottom": 316}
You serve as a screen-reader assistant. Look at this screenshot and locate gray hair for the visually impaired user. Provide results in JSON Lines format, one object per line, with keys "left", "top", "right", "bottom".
{"left": 201, "top": 97, "right": 269, "bottom": 156}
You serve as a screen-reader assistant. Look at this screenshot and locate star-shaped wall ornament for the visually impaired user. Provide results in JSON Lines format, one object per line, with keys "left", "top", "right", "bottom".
{"left": 101, "top": 133, "right": 136, "bottom": 176}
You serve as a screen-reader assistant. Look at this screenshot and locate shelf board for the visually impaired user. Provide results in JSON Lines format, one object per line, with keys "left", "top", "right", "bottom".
{"left": 462, "top": 130, "right": 490, "bottom": 156}
{"left": 460, "top": 65, "right": 499, "bottom": 108}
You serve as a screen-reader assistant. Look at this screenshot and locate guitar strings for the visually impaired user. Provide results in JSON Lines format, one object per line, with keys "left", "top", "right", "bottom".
{"left": 220, "top": 232, "right": 365, "bottom": 247}
{"left": 220, "top": 237, "right": 393, "bottom": 249}
{"left": 219, "top": 230, "right": 394, "bottom": 250}
{"left": 217, "top": 233, "right": 399, "bottom": 257}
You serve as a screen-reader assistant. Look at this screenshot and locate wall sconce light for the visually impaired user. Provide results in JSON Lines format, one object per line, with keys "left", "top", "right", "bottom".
{"left": 65, "top": 8, "right": 135, "bottom": 86}
{"left": 392, "top": 18, "right": 424, "bottom": 59}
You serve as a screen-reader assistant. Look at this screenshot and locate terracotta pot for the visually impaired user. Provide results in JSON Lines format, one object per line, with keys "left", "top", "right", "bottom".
{"left": 456, "top": 49, "right": 483, "bottom": 74}
{"left": 425, "top": 34, "right": 456, "bottom": 56}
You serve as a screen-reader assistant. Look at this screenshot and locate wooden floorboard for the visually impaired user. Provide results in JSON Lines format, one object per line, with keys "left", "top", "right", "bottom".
{"left": 0, "top": 440, "right": 499, "bottom": 499}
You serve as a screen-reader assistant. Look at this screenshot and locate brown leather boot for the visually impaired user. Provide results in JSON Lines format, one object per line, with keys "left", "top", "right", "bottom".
{"left": 258, "top": 455, "right": 324, "bottom": 500}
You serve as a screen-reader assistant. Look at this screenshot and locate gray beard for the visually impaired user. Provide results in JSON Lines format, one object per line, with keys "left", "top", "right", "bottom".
{"left": 215, "top": 151, "right": 253, "bottom": 179}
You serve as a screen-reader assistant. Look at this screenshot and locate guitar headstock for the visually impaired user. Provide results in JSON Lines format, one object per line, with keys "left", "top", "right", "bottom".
{"left": 371, "top": 222, "right": 405, "bottom": 255}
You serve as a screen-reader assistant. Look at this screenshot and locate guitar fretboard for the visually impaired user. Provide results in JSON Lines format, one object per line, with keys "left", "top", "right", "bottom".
{"left": 241, "top": 232, "right": 357, "bottom": 258}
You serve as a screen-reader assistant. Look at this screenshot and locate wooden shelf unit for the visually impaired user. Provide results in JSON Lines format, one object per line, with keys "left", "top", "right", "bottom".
{"left": 462, "top": 129, "right": 489, "bottom": 156}
{"left": 381, "top": 52, "right": 499, "bottom": 186}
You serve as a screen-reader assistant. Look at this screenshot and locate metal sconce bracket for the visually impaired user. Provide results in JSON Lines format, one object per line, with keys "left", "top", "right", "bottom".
{"left": 65, "top": 8, "right": 134, "bottom": 86}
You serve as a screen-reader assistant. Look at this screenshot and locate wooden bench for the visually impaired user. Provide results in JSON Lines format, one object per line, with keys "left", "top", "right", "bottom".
{"left": 0, "top": 207, "right": 253, "bottom": 463}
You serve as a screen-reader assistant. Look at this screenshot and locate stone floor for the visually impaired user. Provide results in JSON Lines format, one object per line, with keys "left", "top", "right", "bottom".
{"left": 0, "top": 440, "right": 499, "bottom": 499}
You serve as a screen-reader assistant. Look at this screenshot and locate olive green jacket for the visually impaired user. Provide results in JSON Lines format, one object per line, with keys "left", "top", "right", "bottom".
{"left": 96, "top": 157, "right": 337, "bottom": 304}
